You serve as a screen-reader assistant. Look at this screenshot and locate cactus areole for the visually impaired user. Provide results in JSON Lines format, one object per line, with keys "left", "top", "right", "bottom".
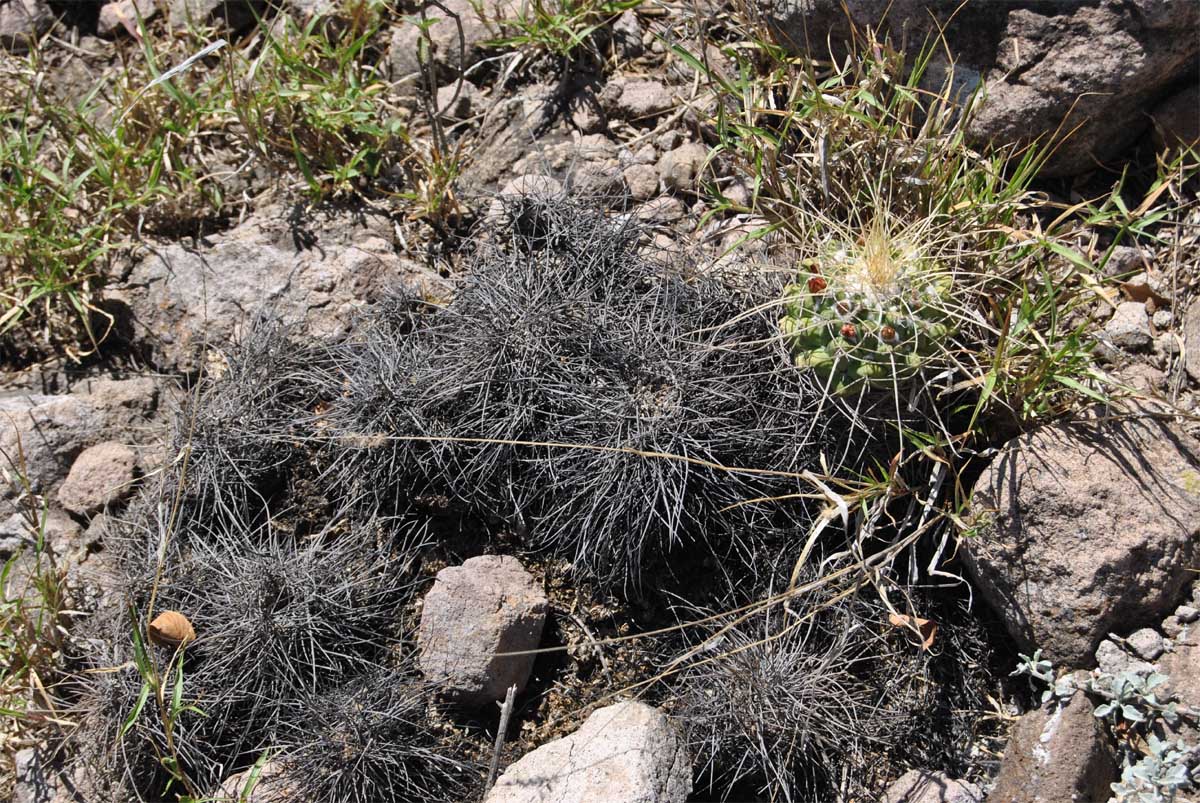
{"left": 779, "top": 218, "right": 953, "bottom": 395}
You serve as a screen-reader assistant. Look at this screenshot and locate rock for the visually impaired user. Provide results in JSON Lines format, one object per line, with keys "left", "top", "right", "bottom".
{"left": 987, "top": 678, "right": 1118, "bottom": 803}
{"left": 498, "top": 173, "right": 563, "bottom": 200}
{"left": 1094, "top": 639, "right": 1154, "bottom": 678}
{"left": 0, "top": 393, "right": 100, "bottom": 497}
{"left": 1150, "top": 83, "right": 1200, "bottom": 151}
{"left": 487, "top": 174, "right": 566, "bottom": 224}
{"left": 0, "top": 0, "right": 52, "bottom": 53}
{"left": 569, "top": 160, "right": 627, "bottom": 201}
{"left": 880, "top": 770, "right": 982, "bottom": 803}
{"left": 56, "top": 441, "right": 138, "bottom": 516}
{"left": 1103, "top": 245, "right": 1150, "bottom": 279}
{"left": 0, "top": 508, "right": 82, "bottom": 572}
{"left": 656, "top": 143, "right": 709, "bottom": 195}
{"left": 656, "top": 130, "right": 683, "bottom": 152}
{"left": 12, "top": 744, "right": 94, "bottom": 803}
{"left": 389, "top": 0, "right": 512, "bottom": 81}
{"left": 1163, "top": 615, "right": 1185, "bottom": 639}
{"left": 1177, "top": 605, "right": 1199, "bottom": 624}
{"left": 435, "top": 81, "right": 482, "bottom": 121}
{"left": 759, "top": 0, "right": 943, "bottom": 55}
{"left": 0, "top": 378, "right": 154, "bottom": 502}
{"left": 216, "top": 761, "right": 296, "bottom": 802}
{"left": 1105, "top": 301, "right": 1153, "bottom": 350}
{"left": 168, "top": 0, "right": 264, "bottom": 31}
{"left": 568, "top": 89, "right": 606, "bottom": 133}
{"left": 635, "top": 197, "right": 686, "bottom": 224}
{"left": 962, "top": 414, "right": 1200, "bottom": 667}
{"left": 285, "top": 0, "right": 337, "bottom": 17}
{"left": 97, "top": 0, "right": 158, "bottom": 37}
{"left": 599, "top": 78, "right": 674, "bottom": 122}
{"left": 456, "top": 83, "right": 563, "bottom": 193}
{"left": 1158, "top": 625, "right": 1200, "bottom": 743}
{"left": 968, "top": 2, "right": 1199, "bottom": 177}
{"left": 117, "top": 208, "right": 444, "bottom": 372}
{"left": 1185, "top": 296, "right": 1200, "bottom": 384}
{"left": 1125, "top": 627, "right": 1165, "bottom": 661}
{"left": 417, "top": 555, "right": 547, "bottom": 705}
{"left": 623, "top": 163, "right": 660, "bottom": 201}
{"left": 484, "top": 701, "right": 691, "bottom": 803}
{"left": 611, "top": 9, "right": 644, "bottom": 60}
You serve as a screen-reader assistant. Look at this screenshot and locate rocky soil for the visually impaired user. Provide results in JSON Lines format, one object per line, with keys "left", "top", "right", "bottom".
{"left": 1, "top": 1, "right": 1199, "bottom": 802}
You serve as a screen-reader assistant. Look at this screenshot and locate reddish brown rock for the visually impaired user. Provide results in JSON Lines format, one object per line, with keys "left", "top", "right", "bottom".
{"left": 987, "top": 680, "right": 1118, "bottom": 803}
{"left": 962, "top": 414, "right": 1200, "bottom": 667}
{"left": 417, "top": 555, "right": 547, "bottom": 705}
{"left": 57, "top": 441, "right": 138, "bottom": 516}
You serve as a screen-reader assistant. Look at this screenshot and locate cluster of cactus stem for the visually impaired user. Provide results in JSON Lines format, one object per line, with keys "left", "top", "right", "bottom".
{"left": 779, "top": 218, "right": 954, "bottom": 394}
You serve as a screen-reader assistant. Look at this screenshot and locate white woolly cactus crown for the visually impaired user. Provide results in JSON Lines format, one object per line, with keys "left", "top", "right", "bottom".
{"left": 780, "top": 213, "right": 958, "bottom": 395}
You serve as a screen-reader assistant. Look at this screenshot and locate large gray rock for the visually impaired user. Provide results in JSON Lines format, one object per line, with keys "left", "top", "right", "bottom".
{"left": 987, "top": 678, "right": 1118, "bottom": 803}
{"left": 484, "top": 701, "right": 691, "bottom": 803}
{"left": 116, "top": 208, "right": 445, "bottom": 372}
{"left": 389, "top": 0, "right": 514, "bottom": 81}
{"left": 967, "top": 1, "right": 1199, "bottom": 176}
{"left": 12, "top": 746, "right": 92, "bottom": 803}
{"left": 881, "top": 770, "right": 982, "bottom": 803}
{"left": 962, "top": 414, "right": 1200, "bottom": 667}
{"left": 168, "top": 0, "right": 264, "bottom": 31}
{"left": 1185, "top": 295, "right": 1200, "bottom": 385}
{"left": 97, "top": 0, "right": 159, "bottom": 37}
{"left": 599, "top": 78, "right": 675, "bottom": 122}
{"left": 0, "top": 0, "right": 52, "bottom": 53}
{"left": 0, "top": 379, "right": 158, "bottom": 501}
{"left": 757, "top": 2, "right": 1199, "bottom": 178}
{"left": 417, "top": 555, "right": 547, "bottom": 705}
{"left": 1150, "top": 83, "right": 1200, "bottom": 152}
{"left": 1158, "top": 623, "right": 1200, "bottom": 744}
{"left": 756, "top": 0, "right": 944, "bottom": 54}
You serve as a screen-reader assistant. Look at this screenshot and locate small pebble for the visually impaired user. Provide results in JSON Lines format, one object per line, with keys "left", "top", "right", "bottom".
{"left": 1125, "top": 627, "right": 1165, "bottom": 661}
{"left": 1095, "top": 639, "right": 1154, "bottom": 676}
{"left": 1104, "top": 301, "right": 1153, "bottom": 351}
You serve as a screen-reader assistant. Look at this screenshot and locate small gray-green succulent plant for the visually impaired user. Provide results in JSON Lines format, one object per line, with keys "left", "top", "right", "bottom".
{"left": 779, "top": 216, "right": 955, "bottom": 395}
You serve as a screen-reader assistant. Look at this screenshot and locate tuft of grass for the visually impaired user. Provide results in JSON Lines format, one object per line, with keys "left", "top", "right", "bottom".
{"left": 0, "top": 0, "right": 467, "bottom": 359}
{"left": 673, "top": 26, "right": 1117, "bottom": 435}
{"left": 0, "top": 439, "right": 74, "bottom": 792}
{"left": 486, "top": 0, "right": 644, "bottom": 59}
{"left": 231, "top": 5, "right": 405, "bottom": 200}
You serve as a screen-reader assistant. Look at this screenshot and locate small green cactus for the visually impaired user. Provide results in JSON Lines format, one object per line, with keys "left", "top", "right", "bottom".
{"left": 779, "top": 217, "right": 955, "bottom": 394}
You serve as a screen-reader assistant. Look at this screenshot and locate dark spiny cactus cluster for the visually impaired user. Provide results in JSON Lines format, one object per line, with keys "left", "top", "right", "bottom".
{"left": 326, "top": 198, "right": 837, "bottom": 586}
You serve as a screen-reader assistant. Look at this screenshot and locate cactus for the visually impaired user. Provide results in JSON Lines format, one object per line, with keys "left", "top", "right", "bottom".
{"left": 779, "top": 216, "right": 955, "bottom": 394}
